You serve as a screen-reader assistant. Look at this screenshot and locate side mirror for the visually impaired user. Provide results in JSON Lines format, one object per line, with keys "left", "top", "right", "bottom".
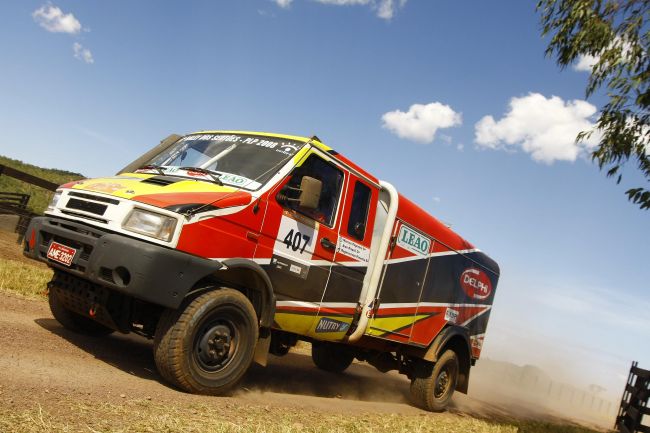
{"left": 297, "top": 176, "right": 322, "bottom": 210}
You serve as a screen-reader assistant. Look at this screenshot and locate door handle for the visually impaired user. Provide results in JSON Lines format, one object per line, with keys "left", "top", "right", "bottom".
{"left": 320, "top": 237, "right": 336, "bottom": 250}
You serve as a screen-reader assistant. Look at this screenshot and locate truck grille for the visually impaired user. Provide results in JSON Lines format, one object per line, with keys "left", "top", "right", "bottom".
{"left": 60, "top": 192, "right": 119, "bottom": 224}
{"left": 66, "top": 198, "right": 107, "bottom": 215}
{"left": 68, "top": 191, "right": 119, "bottom": 205}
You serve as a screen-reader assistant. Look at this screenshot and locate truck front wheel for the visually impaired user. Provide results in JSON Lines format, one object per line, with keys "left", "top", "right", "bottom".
{"left": 153, "top": 288, "right": 258, "bottom": 395}
{"left": 311, "top": 341, "right": 354, "bottom": 373}
{"left": 410, "top": 349, "right": 459, "bottom": 412}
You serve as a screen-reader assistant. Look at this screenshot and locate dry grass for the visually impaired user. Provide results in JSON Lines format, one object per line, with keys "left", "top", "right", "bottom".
{"left": 0, "top": 399, "right": 603, "bottom": 433}
{"left": 0, "top": 257, "right": 51, "bottom": 299}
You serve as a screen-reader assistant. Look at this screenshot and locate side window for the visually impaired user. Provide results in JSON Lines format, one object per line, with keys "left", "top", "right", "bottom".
{"left": 347, "top": 181, "right": 371, "bottom": 240}
{"left": 284, "top": 154, "right": 344, "bottom": 226}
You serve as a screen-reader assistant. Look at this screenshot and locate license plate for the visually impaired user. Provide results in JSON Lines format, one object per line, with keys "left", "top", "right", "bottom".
{"left": 47, "top": 242, "right": 77, "bottom": 267}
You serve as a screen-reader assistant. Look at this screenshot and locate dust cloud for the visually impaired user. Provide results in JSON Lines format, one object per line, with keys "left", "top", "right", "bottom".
{"left": 465, "top": 358, "right": 617, "bottom": 429}
{"left": 238, "top": 342, "right": 617, "bottom": 429}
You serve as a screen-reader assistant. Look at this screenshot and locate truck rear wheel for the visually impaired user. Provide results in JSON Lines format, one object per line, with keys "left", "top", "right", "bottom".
{"left": 153, "top": 288, "right": 258, "bottom": 395}
{"left": 48, "top": 286, "right": 114, "bottom": 337}
{"left": 311, "top": 341, "right": 354, "bottom": 373}
{"left": 410, "top": 349, "right": 458, "bottom": 412}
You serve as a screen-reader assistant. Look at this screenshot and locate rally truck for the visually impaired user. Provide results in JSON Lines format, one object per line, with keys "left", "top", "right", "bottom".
{"left": 23, "top": 131, "right": 499, "bottom": 411}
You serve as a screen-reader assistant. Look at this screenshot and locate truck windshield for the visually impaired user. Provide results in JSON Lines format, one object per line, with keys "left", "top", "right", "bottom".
{"left": 145, "top": 133, "right": 304, "bottom": 190}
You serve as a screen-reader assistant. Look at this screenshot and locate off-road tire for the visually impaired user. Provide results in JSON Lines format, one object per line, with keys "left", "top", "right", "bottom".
{"left": 48, "top": 287, "right": 114, "bottom": 336}
{"left": 311, "top": 341, "right": 354, "bottom": 373}
{"left": 410, "top": 349, "right": 459, "bottom": 412}
{"left": 153, "top": 288, "right": 258, "bottom": 395}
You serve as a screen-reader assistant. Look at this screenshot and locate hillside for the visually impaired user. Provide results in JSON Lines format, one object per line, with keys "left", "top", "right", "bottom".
{"left": 0, "top": 155, "right": 84, "bottom": 214}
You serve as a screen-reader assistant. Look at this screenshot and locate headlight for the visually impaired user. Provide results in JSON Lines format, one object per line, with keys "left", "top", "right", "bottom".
{"left": 48, "top": 191, "right": 62, "bottom": 209}
{"left": 123, "top": 209, "right": 177, "bottom": 242}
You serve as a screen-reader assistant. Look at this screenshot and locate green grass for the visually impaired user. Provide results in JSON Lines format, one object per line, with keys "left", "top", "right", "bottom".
{"left": 0, "top": 399, "right": 604, "bottom": 433}
{"left": 0, "top": 258, "right": 52, "bottom": 299}
{"left": 0, "top": 155, "right": 84, "bottom": 214}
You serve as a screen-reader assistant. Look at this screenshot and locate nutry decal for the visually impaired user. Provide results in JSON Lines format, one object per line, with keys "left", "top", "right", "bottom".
{"left": 336, "top": 237, "right": 370, "bottom": 263}
{"left": 460, "top": 268, "right": 493, "bottom": 300}
{"left": 274, "top": 215, "right": 317, "bottom": 262}
{"left": 315, "top": 317, "right": 350, "bottom": 333}
{"left": 396, "top": 224, "right": 431, "bottom": 256}
{"left": 444, "top": 308, "right": 459, "bottom": 324}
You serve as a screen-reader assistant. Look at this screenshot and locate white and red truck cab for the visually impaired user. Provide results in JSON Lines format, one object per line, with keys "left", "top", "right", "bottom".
{"left": 24, "top": 131, "right": 500, "bottom": 411}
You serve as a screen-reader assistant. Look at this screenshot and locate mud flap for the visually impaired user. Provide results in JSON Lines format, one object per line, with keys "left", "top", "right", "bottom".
{"left": 253, "top": 334, "right": 271, "bottom": 367}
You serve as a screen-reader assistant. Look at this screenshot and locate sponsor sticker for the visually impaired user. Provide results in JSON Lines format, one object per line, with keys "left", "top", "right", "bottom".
{"left": 470, "top": 335, "right": 484, "bottom": 350}
{"left": 444, "top": 308, "right": 459, "bottom": 324}
{"left": 180, "top": 134, "right": 300, "bottom": 156}
{"left": 218, "top": 173, "right": 261, "bottom": 190}
{"left": 315, "top": 317, "right": 350, "bottom": 333}
{"left": 47, "top": 242, "right": 77, "bottom": 267}
{"left": 460, "top": 268, "right": 493, "bottom": 300}
{"left": 83, "top": 182, "right": 125, "bottom": 193}
{"left": 396, "top": 224, "right": 431, "bottom": 256}
{"left": 271, "top": 255, "right": 309, "bottom": 279}
{"left": 336, "top": 237, "right": 370, "bottom": 263}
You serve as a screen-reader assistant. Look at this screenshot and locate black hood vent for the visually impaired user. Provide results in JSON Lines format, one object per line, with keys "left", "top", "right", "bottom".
{"left": 140, "top": 176, "right": 182, "bottom": 186}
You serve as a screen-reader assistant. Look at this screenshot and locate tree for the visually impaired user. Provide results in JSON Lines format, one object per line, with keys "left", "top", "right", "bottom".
{"left": 538, "top": 0, "right": 649, "bottom": 209}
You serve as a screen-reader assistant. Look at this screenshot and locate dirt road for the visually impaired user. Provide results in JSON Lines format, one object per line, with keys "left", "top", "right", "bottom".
{"left": 0, "top": 292, "right": 452, "bottom": 414}
{"left": 0, "top": 290, "right": 554, "bottom": 423}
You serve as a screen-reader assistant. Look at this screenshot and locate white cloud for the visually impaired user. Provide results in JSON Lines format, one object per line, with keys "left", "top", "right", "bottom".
{"left": 315, "top": 0, "right": 370, "bottom": 5}
{"left": 312, "top": 0, "right": 406, "bottom": 20}
{"left": 574, "top": 54, "right": 598, "bottom": 72}
{"left": 73, "top": 42, "right": 94, "bottom": 64}
{"left": 573, "top": 38, "right": 633, "bottom": 73}
{"left": 32, "top": 4, "right": 81, "bottom": 34}
{"left": 273, "top": 0, "right": 294, "bottom": 8}
{"left": 382, "top": 102, "right": 462, "bottom": 144}
{"left": 474, "top": 93, "right": 600, "bottom": 164}
{"left": 375, "top": 0, "right": 401, "bottom": 19}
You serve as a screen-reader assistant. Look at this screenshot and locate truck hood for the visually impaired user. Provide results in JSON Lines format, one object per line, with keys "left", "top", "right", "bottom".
{"left": 61, "top": 173, "right": 253, "bottom": 212}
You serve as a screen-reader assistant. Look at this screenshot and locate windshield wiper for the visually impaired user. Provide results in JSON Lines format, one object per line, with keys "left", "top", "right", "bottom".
{"left": 138, "top": 164, "right": 166, "bottom": 176}
{"left": 179, "top": 167, "right": 224, "bottom": 186}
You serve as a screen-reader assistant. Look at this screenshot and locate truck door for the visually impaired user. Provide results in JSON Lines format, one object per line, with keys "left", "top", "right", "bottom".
{"left": 312, "top": 176, "right": 378, "bottom": 340}
{"left": 255, "top": 151, "right": 347, "bottom": 336}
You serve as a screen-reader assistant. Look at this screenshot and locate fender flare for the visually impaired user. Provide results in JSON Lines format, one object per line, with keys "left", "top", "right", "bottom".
{"left": 423, "top": 325, "right": 471, "bottom": 362}
{"left": 219, "top": 258, "right": 276, "bottom": 329}
{"left": 422, "top": 325, "right": 473, "bottom": 394}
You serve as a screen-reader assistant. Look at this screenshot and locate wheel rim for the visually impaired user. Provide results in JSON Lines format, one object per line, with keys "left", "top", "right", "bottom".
{"left": 193, "top": 317, "right": 239, "bottom": 373}
{"left": 433, "top": 362, "right": 456, "bottom": 399}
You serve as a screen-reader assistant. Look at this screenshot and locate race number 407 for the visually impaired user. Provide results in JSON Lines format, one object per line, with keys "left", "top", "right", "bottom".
{"left": 283, "top": 229, "right": 311, "bottom": 254}
{"left": 274, "top": 215, "right": 317, "bottom": 261}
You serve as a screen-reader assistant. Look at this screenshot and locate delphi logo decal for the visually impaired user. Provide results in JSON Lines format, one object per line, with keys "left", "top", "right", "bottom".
{"left": 460, "top": 268, "right": 492, "bottom": 300}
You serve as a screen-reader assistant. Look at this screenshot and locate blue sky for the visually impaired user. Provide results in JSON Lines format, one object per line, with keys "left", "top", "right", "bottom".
{"left": 1, "top": 0, "right": 648, "bottom": 399}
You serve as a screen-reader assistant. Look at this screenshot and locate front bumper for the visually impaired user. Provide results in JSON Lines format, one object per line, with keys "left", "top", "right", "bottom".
{"left": 24, "top": 216, "right": 223, "bottom": 309}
